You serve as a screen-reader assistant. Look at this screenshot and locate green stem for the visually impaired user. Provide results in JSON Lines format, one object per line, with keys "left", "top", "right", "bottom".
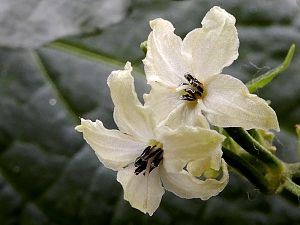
{"left": 287, "top": 163, "right": 300, "bottom": 178}
{"left": 224, "top": 127, "right": 283, "bottom": 171}
{"left": 296, "top": 124, "right": 300, "bottom": 157}
{"left": 248, "top": 129, "right": 264, "bottom": 144}
{"left": 280, "top": 178, "right": 300, "bottom": 206}
{"left": 222, "top": 127, "right": 300, "bottom": 205}
{"left": 222, "top": 147, "right": 270, "bottom": 193}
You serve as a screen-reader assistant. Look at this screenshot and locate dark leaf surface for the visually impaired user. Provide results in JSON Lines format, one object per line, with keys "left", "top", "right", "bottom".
{"left": 0, "top": 0, "right": 130, "bottom": 48}
{"left": 0, "top": 0, "right": 300, "bottom": 224}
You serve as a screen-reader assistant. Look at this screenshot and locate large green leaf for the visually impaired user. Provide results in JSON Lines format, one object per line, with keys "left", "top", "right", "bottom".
{"left": 1, "top": 0, "right": 300, "bottom": 224}
{"left": 0, "top": 0, "right": 130, "bottom": 48}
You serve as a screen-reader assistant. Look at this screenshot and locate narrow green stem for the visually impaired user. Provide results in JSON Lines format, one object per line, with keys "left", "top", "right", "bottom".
{"left": 222, "top": 147, "right": 270, "bottom": 193}
{"left": 280, "top": 178, "right": 300, "bottom": 206}
{"left": 287, "top": 163, "right": 300, "bottom": 178}
{"left": 248, "top": 129, "right": 264, "bottom": 144}
{"left": 225, "top": 127, "right": 283, "bottom": 170}
{"left": 221, "top": 128, "right": 300, "bottom": 204}
{"left": 297, "top": 124, "right": 300, "bottom": 157}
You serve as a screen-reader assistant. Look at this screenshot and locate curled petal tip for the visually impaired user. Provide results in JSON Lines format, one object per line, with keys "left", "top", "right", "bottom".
{"left": 149, "top": 18, "right": 174, "bottom": 31}
{"left": 124, "top": 61, "right": 132, "bottom": 71}
{"left": 75, "top": 125, "right": 83, "bottom": 132}
{"left": 209, "top": 6, "right": 236, "bottom": 24}
{"left": 75, "top": 118, "right": 87, "bottom": 132}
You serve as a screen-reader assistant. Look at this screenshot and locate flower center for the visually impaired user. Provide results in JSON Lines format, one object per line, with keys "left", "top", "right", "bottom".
{"left": 179, "top": 73, "right": 205, "bottom": 101}
{"left": 134, "top": 144, "right": 163, "bottom": 176}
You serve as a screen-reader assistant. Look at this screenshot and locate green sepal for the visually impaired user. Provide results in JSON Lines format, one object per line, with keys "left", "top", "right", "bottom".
{"left": 140, "top": 41, "right": 147, "bottom": 55}
{"left": 246, "top": 44, "right": 295, "bottom": 93}
{"left": 296, "top": 124, "right": 300, "bottom": 157}
{"left": 296, "top": 124, "right": 300, "bottom": 138}
{"left": 248, "top": 129, "right": 276, "bottom": 154}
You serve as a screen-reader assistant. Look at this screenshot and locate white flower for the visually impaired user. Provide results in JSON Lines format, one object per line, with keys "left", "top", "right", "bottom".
{"left": 143, "top": 6, "right": 279, "bottom": 131}
{"left": 75, "top": 62, "right": 228, "bottom": 215}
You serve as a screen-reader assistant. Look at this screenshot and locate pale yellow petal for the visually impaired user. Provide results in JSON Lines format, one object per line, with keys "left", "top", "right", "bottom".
{"left": 75, "top": 119, "right": 145, "bottom": 170}
{"left": 162, "top": 102, "right": 209, "bottom": 129}
{"left": 183, "top": 6, "right": 239, "bottom": 80}
{"left": 187, "top": 150, "right": 222, "bottom": 177}
{"left": 117, "top": 164, "right": 165, "bottom": 216}
{"left": 144, "top": 82, "right": 183, "bottom": 126}
{"left": 143, "top": 18, "right": 189, "bottom": 86}
{"left": 161, "top": 159, "right": 229, "bottom": 200}
{"left": 158, "top": 126, "right": 225, "bottom": 172}
{"left": 108, "top": 62, "right": 155, "bottom": 141}
{"left": 202, "top": 74, "right": 280, "bottom": 131}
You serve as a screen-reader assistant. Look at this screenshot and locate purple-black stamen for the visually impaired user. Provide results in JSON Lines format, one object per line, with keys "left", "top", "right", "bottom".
{"left": 134, "top": 146, "right": 163, "bottom": 175}
{"left": 180, "top": 73, "right": 204, "bottom": 101}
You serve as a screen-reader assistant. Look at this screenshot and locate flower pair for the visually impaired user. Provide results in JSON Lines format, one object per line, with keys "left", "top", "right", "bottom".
{"left": 76, "top": 62, "right": 228, "bottom": 215}
{"left": 76, "top": 6, "right": 279, "bottom": 215}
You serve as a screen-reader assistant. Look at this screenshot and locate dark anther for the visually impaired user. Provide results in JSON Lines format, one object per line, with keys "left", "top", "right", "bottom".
{"left": 180, "top": 73, "right": 204, "bottom": 101}
{"left": 140, "top": 146, "right": 152, "bottom": 158}
{"left": 184, "top": 73, "right": 201, "bottom": 87}
{"left": 180, "top": 82, "right": 189, "bottom": 86}
{"left": 181, "top": 94, "right": 196, "bottom": 101}
{"left": 149, "top": 149, "right": 163, "bottom": 173}
{"left": 144, "top": 147, "right": 161, "bottom": 160}
{"left": 134, "top": 146, "right": 163, "bottom": 175}
{"left": 134, "top": 156, "right": 143, "bottom": 167}
{"left": 134, "top": 161, "right": 147, "bottom": 175}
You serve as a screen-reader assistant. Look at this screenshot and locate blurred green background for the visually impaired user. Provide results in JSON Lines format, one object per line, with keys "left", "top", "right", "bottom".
{"left": 0, "top": 0, "right": 300, "bottom": 224}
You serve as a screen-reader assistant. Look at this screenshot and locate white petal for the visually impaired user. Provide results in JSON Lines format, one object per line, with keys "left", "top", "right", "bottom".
{"left": 117, "top": 164, "right": 165, "bottom": 216}
{"left": 144, "top": 83, "right": 209, "bottom": 129}
{"left": 144, "top": 82, "right": 185, "bottom": 126}
{"left": 108, "top": 62, "right": 155, "bottom": 141}
{"left": 143, "top": 18, "right": 189, "bottom": 86}
{"left": 158, "top": 126, "right": 225, "bottom": 172}
{"left": 208, "top": 150, "right": 223, "bottom": 171}
{"left": 162, "top": 101, "right": 209, "bottom": 129}
{"left": 186, "top": 158, "right": 210, "bottom": 178}
{"left": 75, "top": 119, "right": 145, "bottom": 171}
{"left": 187, "top": 151, "right": 222, "bottom": 177}
{"left": 161, "top": 159, "right": 229, "bottom": 200}
{"left": 183, "top": 6, "right": 239, "bottom": 80}
{"left": 202, "top": 74, "right": 280, "bottom": 131}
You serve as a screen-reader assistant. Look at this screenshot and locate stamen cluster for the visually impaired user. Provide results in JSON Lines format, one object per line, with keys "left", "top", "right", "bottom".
{"left": 134, "top": 145, "right": 163, "bottom": 175}
{"left": 180, "top": 73, "right": 204, "bottom": 101}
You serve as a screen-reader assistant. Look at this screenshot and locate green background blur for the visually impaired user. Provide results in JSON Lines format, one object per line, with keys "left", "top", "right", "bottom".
{"left": 0, "top": 0, "right": 300, "bottom": 224}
